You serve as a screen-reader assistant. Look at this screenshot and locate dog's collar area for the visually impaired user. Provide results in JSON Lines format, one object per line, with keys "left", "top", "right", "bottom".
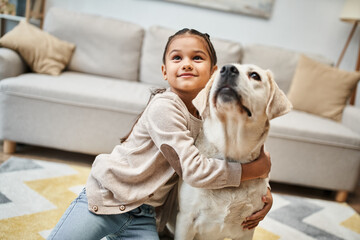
{"left": 225, "top": 157, "right": 237, "bottom": 163}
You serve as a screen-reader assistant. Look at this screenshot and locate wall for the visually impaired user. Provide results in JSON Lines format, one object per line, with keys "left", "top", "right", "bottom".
{"left": 45, "top": 0, "right": 360, "bottom": 105}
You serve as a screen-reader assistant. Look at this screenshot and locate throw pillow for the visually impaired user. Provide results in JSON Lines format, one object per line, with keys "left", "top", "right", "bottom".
{"left": 0, "top": 20, "right": 75, "bottom": 75}
{"left": 287, "top": 55, "right": 360, "bottom": 121}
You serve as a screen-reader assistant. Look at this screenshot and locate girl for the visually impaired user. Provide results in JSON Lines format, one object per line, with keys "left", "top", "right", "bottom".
{"left": 48, "top": 28, "right": 272, "bottom": 240}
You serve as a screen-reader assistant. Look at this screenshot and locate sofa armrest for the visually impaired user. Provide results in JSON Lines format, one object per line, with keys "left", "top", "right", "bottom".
{"left": 342, "top": 105, "right": 360, "bottom": 135}
{"left": 0, "top": 48, "right": 28, "bottom": 80}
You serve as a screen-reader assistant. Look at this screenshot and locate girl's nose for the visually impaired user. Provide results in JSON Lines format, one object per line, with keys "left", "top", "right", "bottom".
{"left": 182, "top": 64, "right": 193, "bottom": 71}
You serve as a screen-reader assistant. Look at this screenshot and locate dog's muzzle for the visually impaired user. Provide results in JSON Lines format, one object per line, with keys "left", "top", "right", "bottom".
{"left": 214, "top": 65, "right": 252, "bottom": 117}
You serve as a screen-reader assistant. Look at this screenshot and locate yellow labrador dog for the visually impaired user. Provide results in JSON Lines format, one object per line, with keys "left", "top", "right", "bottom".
{"left": 175, "top": 64, "right": 292, "bottom": 240}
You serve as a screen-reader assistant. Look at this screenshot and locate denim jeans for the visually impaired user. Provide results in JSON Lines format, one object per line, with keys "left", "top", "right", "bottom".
{"left": 47, "top": 188, "right": 159, "bottom": 240}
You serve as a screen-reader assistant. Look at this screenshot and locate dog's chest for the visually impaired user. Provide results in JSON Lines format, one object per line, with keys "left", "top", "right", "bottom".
{"left": 181, "top": 179, "right": 267, "bottom": 240}
{"left": 188, "top": 133, "right": 267, "bottom": 238}
{"left": 195, "top": 179, "right": 267, "bottom": 221}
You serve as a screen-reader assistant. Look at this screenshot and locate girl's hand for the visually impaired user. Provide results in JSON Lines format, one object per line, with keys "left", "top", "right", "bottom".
{"left": 242, "top": 188, "right": 273, "bottom": 230}
{"left": 241, "top": 146, "right": 271, "bottom": 181}
{"left": 256, "top": 146, "right": 271, "bottom": 179}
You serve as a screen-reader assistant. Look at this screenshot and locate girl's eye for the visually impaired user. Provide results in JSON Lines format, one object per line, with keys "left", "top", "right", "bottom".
{"left": 193, "top": 56, "right": 203, "bottom": 61}
{"left": 172, "top": 55, "right": 181, "bottom": 61}
{"left": 249, "top": 72, "right": 261, "bottom": 81}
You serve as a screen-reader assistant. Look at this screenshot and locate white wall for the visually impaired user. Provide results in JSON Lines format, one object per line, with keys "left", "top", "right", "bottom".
{"left": 46, "top": 0, "right": 360, "bottom": 105}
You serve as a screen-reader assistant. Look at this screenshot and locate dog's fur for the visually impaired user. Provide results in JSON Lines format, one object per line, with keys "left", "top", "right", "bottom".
{"left": 174, "top": 64, "right": 292, "bottom": 240}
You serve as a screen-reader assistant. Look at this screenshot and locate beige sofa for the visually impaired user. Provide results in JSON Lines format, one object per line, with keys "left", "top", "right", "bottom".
{"left": 1, "top": 8, "right": 359, "bottom": 202}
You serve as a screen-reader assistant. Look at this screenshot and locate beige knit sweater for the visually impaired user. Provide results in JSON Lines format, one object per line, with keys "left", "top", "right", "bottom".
{"left": 86, "top": 90, "right": 242, "bottom": 218}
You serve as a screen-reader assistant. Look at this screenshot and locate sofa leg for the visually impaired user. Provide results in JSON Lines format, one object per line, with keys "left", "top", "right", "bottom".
{"left": 335, "top": 190, "right": 348, "bottom": 202}
{"left": 3, "top": 140, "right": 16, "bottom": 154}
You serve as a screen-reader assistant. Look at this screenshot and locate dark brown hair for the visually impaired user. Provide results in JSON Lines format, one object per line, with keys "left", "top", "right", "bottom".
{"left": 121, "top": 28, "right": 217, "bottom": 143}
{"left": 162, "top": 28, "right": 217, "bottom": 68}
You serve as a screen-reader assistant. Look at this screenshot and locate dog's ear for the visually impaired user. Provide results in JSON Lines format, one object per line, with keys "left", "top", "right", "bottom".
{"left": 192, "top": 70, "right": 217, "bottom": 118}
{"left": 266, "top": 70, "right": 292, "bottom": 120}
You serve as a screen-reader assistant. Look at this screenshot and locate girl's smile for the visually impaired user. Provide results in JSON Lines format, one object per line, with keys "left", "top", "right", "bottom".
{"left": 178, "top": 73, "right": 198, "bottom": 78}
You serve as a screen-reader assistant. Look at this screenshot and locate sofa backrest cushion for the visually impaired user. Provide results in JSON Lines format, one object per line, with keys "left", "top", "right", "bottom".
{"left": 140, "top": 26, "right": 243, "bottom": 87}
{"left": 43, "top": 8, "right": 144, "bottom": 81}
{"left": 242, "top": 44, "right": 333, "bottom": 93}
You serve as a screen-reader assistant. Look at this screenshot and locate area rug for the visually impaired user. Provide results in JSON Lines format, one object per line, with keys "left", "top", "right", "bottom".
{"left": 0, "top": 157, "right": 359, "bottom": 240}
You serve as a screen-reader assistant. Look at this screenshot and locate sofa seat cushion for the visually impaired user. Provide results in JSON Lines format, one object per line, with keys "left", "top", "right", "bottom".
{"left": 269, "top": 110, "right": 360, "bottom": 150}
{"left": 0, "top": 72, "right": 156, "bottom": 114}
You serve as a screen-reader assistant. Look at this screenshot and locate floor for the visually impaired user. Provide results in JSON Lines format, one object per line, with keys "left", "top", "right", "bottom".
{"left": 1, "top": 143, "right": 360, "bottom": 214}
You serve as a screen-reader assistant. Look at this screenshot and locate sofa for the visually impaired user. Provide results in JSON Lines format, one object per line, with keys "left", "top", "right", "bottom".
{"left": 1, "top": 7, "right": 359, "bottom": 202}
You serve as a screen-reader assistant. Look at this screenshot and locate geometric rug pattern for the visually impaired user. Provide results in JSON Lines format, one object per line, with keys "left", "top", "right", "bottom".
{"left": 255, "top": 194, "right": 360, "bottom": 240}
{"left": 0, "top": 157, "right": 360, "bottom": 240}
{"left": 0, "top": 157, "right": 90, "bottom": 240}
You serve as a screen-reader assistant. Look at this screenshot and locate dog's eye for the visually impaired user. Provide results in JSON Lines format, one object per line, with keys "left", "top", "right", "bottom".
{"left": 249, "top": 72, "right": 261, "bottom": 81}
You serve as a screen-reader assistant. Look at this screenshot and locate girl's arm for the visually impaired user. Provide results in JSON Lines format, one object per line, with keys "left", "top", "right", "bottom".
{"left": 145, "top": 96, "right": 270, "bottom": 189}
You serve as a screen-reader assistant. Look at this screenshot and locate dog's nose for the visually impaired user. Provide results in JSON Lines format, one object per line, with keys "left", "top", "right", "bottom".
{"left": 220, "top": 65, "right": 239, "bottom": 77}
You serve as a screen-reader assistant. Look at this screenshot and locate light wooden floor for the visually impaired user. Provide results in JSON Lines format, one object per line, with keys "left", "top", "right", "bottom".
{"left": 1, "top": 142, "right": 359, "bottom": 214}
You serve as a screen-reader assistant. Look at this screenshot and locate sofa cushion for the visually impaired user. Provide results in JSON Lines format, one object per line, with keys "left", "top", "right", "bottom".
{"left": 269, "top": 109, "right": 360, "bottom": 150}
{"left": 0, "top": 48, "right": 28, "bottom": 80}
{"left": 140, "top": 25, "right": 243, "bottom": 87}
{"left": 242, "top": 44, "right": 333, "bottom": 93}
{"left": 0, "top": 72, "right": 155, "bottom": 114}
{"left": 342, "top": 106, "right": 360, "bottom": 135}
{"left": 0, "top": 20, "right": 75, "bottom": 76}
{"left": 287, "top": 55, "right": 360, "bottom": 122}
{"left": 43, "top": 8, "right": 144, "bottom": 81}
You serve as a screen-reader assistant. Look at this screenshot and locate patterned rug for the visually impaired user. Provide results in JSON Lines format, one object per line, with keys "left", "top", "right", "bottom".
{"left": 0, "top": 157, "right": 359, "bottom": 240}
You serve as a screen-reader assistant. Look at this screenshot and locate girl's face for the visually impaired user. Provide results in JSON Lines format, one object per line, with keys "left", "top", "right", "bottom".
{"left": 162, "top": 34, "right": 217, "bottom": 97}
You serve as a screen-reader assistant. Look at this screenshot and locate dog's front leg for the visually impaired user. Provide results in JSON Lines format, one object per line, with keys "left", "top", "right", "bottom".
{"left": 174, "top": 212, "right": 197, "bottom": 240}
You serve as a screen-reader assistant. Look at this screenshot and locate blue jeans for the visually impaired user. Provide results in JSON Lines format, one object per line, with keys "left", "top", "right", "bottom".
{"left": 47, "top": 188, "right": 159, "bottom": 240}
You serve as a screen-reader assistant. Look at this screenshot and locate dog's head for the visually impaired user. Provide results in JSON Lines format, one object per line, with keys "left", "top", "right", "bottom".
{"left": 194, "top": 63, "right": 292, "bottom": 121}
{"left": 193, "top": 63, "right": 292, "bottom": 160}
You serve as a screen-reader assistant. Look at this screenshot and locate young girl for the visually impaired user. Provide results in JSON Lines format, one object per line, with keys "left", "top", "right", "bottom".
{"left": 48, "top": 28, "right": 273, "bottom": 240}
